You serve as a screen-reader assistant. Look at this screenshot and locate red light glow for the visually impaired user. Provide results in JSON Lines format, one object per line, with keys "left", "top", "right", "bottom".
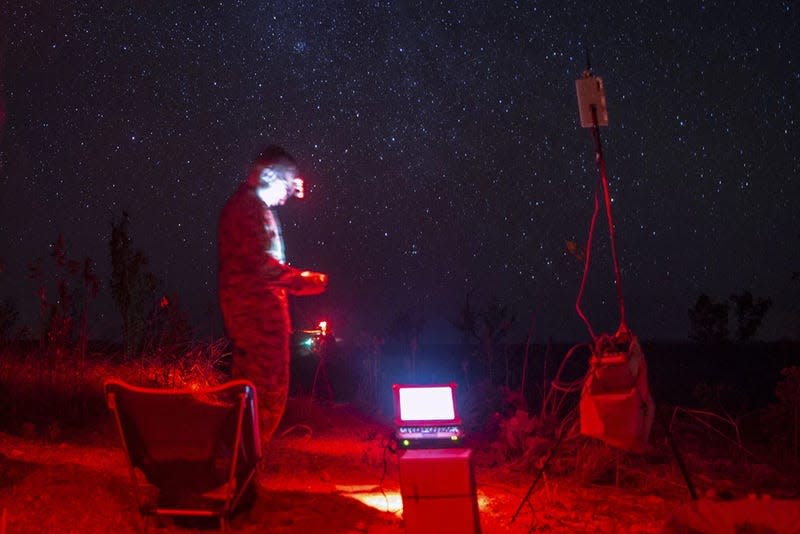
{"left": 338, "top": 486, "right": 490, "bottom": 516}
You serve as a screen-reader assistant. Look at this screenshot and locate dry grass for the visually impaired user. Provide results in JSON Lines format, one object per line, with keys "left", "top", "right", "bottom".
{"left": 0, "top": 397, "right": 691, "bottom": 534}
{"left": 0, "top": 341, "right": 229, "bottom": 440}
{"left": 1, "top": 344, "right": 798, "bottom": 533}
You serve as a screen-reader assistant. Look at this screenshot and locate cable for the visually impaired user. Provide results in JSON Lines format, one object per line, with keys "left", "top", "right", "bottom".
{"left": 596, "top": 126, "right": 626, "bottom": 329}
{"left": 575, "top": 100, "right": 628, "bottom": 340}
{"left": 550, "top": 342, "right": 592, "bottom": 393}
{"left": 576, "top": 187, "right": 601, "bottom": 340}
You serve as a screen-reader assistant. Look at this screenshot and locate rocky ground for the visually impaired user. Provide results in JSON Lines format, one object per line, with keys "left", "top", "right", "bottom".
{"left": 0, "top": 398, "right": 795, "bottom": 533}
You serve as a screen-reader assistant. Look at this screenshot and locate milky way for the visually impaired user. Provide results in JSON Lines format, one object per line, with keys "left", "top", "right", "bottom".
{"left": 1, "top": 2, "right": 797, "bottom": 343}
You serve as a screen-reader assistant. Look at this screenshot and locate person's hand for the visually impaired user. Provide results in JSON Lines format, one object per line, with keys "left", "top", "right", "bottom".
{"left": 288, "top": 270, "right": 328, "bottom": 295}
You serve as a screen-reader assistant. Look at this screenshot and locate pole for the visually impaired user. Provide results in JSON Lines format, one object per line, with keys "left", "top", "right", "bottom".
{"left": 590, "top": 103, "right": 626, "bottom": 329}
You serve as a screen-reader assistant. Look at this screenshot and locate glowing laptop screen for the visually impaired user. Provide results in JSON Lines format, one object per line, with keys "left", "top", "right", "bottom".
{"left": 394, "top": 384, "right": 458, "bottom": 423}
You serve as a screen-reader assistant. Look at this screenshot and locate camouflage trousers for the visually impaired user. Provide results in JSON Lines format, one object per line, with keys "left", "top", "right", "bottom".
{"left": 221, "top": 290, "right": 290, "bottom": 447}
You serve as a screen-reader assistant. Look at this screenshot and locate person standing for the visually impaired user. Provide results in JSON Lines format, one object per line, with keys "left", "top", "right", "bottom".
{"left": 218, "top": 145, "right": 327, "bottom": 446}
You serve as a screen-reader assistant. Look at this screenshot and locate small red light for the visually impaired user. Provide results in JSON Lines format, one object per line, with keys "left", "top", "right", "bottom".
{"left": 318, "top": 320, "right": 328, "bottom": 335}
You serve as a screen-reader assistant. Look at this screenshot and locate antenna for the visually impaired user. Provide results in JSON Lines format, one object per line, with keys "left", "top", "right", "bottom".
{"left": 575, "top": 66, "right": 608, "bottom": 128}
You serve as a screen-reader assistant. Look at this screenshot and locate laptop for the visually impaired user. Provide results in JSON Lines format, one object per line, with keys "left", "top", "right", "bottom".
{"left": 392, "top": 383, "right": 464, "bottom": 449}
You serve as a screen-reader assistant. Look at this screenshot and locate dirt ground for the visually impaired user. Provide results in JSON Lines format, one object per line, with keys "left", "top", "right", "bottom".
{"left": 0, "top": 399, "right": 776, "bottom": 534}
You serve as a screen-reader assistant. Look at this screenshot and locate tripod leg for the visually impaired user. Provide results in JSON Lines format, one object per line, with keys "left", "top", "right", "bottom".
{"left": 667, "top": 429, "right": 698, "bottom": 501}
{"left": 510, "top": 429, "right": 566, "bottom": 525}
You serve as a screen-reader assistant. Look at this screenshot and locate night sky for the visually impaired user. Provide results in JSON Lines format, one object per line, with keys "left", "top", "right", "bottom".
{"left": 0, "top": 2, "right": 797, "bottom": 345}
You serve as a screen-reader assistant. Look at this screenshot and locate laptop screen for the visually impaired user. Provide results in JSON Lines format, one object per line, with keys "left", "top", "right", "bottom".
{"left": 392, "top": 383, "right": 461, "bottom": 426}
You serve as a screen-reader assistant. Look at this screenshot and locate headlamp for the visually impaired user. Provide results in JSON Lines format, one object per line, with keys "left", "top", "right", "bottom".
{"left": 293, "top": 177, "right": 304, "bottom": 199}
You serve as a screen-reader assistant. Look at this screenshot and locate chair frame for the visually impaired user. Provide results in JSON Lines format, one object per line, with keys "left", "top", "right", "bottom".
{"left": 105, "top": 379, "right": 261, "bottom": 532}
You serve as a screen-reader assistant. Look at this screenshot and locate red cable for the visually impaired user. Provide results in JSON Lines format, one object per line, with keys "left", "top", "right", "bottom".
{"left": 575, "top": 186, "right": 599, "bottom": 340}
{"left": 575, "top": 118, "right": 627, "bottom": 340}
{"left": 599, "top": 159, "right": 626, "bottom": 330}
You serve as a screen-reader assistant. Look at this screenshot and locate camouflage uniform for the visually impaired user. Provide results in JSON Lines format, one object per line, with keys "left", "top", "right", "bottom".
{"left": 218, "top": 151, "right": 325, "bottom": 446}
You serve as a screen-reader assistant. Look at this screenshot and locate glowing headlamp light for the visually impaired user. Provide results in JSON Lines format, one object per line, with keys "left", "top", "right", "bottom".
{"left": 293, "top": 177, "right": 304, "bottom": 199}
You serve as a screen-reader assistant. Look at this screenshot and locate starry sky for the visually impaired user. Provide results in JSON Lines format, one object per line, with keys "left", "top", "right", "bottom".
{"left": 0, "top": 1, "right": 798, "bottom": 345}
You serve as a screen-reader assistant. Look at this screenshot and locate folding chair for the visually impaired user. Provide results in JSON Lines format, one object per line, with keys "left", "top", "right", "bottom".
{"left": 104, "top": 379, "right": 261, "bottom": 532}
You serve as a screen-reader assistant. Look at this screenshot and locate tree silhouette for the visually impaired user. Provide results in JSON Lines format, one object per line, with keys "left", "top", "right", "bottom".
{"left": 688, "top": 294, "right": 729, "bottom": 344}
{"left": 452, "top": 290, "right": 515, "bottom": 384}
{"left": 0, "top": 299, "right": 16, "bottom": 343}
{"left": 109, "top": 211, "right": 158, "bottom": 357}
{"left": 729, "top": 290, "right": 772, "bottom": 342}
{"left": 387, "top": 310, "right": 425, "bottom": 382}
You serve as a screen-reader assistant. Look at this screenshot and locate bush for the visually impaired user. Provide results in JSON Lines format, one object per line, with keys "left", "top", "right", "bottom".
{"left": 0, "top": 339, "right": 230, "bottom": 439}
{"left": 762, "top": 366, "right": 800, "bottom": 463}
